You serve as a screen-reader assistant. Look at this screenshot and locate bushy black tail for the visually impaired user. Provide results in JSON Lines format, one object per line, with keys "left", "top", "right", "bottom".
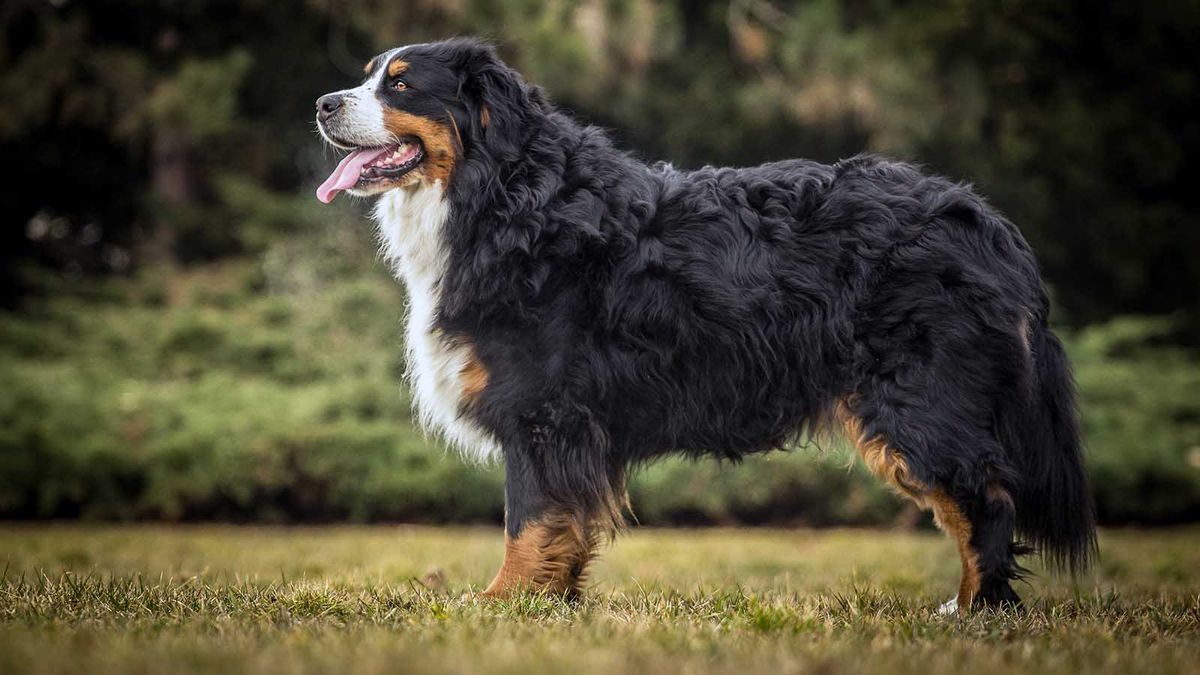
{"left": 1009, "top": 320, "right": 1098, "bottom": 575}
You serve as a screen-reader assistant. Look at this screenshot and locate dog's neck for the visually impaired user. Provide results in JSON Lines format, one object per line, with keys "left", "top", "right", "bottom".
{"left": 376, "top": 115, "right": 663, "bottom": 326}
{"left": 372, "top": 181, "right": 502, "bottom": 461}
{"left": 373, "top": 181, "right": 451, "bottom": 286}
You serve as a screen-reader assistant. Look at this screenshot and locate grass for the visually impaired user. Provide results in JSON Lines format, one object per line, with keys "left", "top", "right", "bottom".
{"left": 0, "top": 526, "right": 1198, "bottom": 674}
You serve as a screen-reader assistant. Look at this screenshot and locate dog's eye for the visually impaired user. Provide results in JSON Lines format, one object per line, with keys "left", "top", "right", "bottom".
{"left": 392, "top": 79, "right": 407, "bottom": 92}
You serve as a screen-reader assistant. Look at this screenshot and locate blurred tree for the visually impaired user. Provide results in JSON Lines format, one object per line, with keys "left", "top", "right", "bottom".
{"left": 0, "top": 0, "right": 361, "bottom": 296}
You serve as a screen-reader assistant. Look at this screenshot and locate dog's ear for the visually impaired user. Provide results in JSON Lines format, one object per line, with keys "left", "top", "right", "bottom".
{"left": 452, "top": 40, "right": 533, "bottom": 161}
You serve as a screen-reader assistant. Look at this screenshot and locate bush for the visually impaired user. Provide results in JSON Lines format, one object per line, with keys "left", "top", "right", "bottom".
{"left": 1072, "top": 317, "right": 1200, "bottom": 523}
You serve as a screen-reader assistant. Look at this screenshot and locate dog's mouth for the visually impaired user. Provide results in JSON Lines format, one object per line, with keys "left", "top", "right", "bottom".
{"left": 316, "top": 138, "right": 425, "bottom": 203}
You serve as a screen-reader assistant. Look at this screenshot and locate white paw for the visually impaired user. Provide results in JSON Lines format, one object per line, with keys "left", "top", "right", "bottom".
{"left": 937, "top": 597, "right": 959, "bottom": 616}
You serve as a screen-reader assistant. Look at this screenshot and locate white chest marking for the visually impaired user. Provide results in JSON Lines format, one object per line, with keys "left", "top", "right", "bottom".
{"left": 374, "top": 184, "right": 500, "bottom": 462}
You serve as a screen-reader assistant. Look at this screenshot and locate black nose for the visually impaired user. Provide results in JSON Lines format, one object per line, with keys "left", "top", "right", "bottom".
{"left": 316, "top": 94, "right": 344, "bottom": 122}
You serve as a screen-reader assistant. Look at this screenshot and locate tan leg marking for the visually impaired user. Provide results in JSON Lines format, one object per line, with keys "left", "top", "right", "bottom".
{"left": 929, "top": 491, "right": 980, "bottom": 608}
{"left": 837, "top": 402, "right": 927, "bottom": 502}
{"left": 837, "top": 400, "right": 980, "bottom": 609}
{"left": 482, "top": 510, "right": 600, "bottom": 598}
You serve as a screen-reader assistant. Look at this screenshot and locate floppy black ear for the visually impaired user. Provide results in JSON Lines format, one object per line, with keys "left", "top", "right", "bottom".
{"left": 453, "top": 40, "right": 534, "bottom": 161}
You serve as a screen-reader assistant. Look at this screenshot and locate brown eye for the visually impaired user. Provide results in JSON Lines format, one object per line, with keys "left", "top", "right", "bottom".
{"left": 392, "top": 79, "right": 407, "bottom": 91}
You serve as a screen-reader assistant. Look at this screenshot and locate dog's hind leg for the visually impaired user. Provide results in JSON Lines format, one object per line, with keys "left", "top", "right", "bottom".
{"left": 926, "top": 482, "right": 1023, "bottom": 612}
{"left": 838, "top": 399, "right": 1023, "bottom": 612}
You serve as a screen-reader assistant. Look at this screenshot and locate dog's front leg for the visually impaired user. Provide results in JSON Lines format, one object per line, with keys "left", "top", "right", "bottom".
{"left": 481, "top": 446, "right": 598, "bottom": 598}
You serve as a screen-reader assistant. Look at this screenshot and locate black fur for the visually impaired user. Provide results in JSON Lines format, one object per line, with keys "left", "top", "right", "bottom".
{"left": 379, "top": 39, "right": 1097, "bottom": 599}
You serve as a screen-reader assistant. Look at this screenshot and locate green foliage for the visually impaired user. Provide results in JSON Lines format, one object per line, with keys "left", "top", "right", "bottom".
{"left": 145, "top": 51, "right": 253, "bottom": 141}
{"left": 1072, "top": 318, "right": 1200, "bottom": 523}
{"left": 631, "top": 450, "right": 904, "bottom": 527}
{"left": 0, "top": 222, "right": 502, "bottom": 523}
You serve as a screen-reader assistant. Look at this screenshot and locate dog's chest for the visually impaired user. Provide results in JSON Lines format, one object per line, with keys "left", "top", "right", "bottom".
{"left": 374, "top": 187, "right": 499, "bottom": 461}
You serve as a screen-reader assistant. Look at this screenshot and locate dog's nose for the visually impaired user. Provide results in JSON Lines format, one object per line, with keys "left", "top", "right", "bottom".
{"left": 316, "top": 94, "right": 344, "bottom": 122}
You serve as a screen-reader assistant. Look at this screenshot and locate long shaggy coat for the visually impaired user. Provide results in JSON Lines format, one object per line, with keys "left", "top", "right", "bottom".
{"left": 315, "top": 38, "right": 1096, "bottom": 610}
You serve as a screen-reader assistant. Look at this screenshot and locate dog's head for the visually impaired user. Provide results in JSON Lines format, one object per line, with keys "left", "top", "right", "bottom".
{"left": 315, "top": 38, "right": 531, "bottom": 203}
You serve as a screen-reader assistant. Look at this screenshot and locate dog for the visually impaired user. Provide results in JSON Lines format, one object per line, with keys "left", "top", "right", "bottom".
{"left": 314, "top": 37, "right": 1096, "bottom": 612}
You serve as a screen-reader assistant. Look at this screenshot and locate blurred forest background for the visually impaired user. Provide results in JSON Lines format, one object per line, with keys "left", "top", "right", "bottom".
{"left": 1, "top": 0, "right": 1198, "bottom": 527}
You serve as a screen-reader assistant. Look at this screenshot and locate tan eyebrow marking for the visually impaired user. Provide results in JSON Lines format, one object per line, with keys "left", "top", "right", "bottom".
{"left": 363, "top": 58, "right": 377, "bottom": 76}
{"left": 387, "top": 58, "right": 409, "bottom": 77}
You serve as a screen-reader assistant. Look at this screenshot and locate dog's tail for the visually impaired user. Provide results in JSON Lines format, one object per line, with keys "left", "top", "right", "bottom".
{"left": 1007, "top": 316, "right": 1098, "bottom": 575}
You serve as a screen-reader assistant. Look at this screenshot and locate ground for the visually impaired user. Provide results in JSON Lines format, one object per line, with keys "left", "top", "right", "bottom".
{"left": 0, "top": 526, "right": 1197, "bottom": 675}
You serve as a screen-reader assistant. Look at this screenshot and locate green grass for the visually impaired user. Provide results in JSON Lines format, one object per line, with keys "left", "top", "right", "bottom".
{"left": 1, "top": 526, "right": 1197, "bottom": 674}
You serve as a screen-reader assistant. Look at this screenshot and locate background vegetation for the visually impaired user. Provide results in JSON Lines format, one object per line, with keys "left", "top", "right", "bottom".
{"left": 2, "top": 0, "right": 1198, "bottom": 525}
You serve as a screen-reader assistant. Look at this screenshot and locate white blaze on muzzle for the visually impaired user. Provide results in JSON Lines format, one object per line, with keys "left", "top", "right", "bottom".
{"left": 315, "top": 48, "right": 408, "bottom": 202}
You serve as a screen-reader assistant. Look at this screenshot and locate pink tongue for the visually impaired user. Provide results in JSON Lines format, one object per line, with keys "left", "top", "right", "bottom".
{"left": 316, "top": 146, "right": 392, "bottom": 203}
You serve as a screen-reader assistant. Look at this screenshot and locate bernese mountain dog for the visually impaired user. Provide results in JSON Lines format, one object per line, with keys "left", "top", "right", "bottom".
{"left": 314, "top": 37, "right": 1096, "bottom": 612}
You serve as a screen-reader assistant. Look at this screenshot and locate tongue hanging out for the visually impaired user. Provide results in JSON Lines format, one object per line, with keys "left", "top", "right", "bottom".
{"left": 316, "top": 142, "right": 425, "bottom": 203}
{"left": 316, "top": 147, "right": 392, "bottom": 204}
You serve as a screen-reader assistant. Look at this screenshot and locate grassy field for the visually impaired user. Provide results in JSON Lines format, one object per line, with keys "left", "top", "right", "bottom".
{"left": 1, "top": 526, "right": 1197, "bottom": 674}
